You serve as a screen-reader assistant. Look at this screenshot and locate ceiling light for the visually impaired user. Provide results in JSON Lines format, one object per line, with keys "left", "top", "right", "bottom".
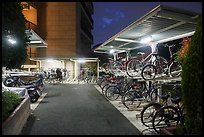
{"left": 109, "top": 49, "right": 115, "bottom": 54}
{"left": 140, "top": 36, "right": 152, "bottom": 44}
{"left": 8, "top": 38, "right": 16, "bottom": 45}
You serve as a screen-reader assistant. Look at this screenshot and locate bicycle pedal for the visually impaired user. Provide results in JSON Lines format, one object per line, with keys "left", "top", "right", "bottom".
{"left": 136, "top": 114, "right": 141, "bottom": 119}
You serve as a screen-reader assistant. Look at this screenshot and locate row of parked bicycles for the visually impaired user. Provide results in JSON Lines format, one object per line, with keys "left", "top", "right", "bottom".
{"left": 43, "top": 68, "right": 70, "bottom": 84}
{"left": 2, "top": 73, "right": 45, "bottom": 103}
{"left": 100, "top": 44, "right": 182, "bottom": 80}
{"left": 96, "top": 73, "right": 184, "bottom": 134}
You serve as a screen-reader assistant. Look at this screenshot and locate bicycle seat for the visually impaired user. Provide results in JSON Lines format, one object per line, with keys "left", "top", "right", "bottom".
{"left": 171, "top": 97, "right": 181, "bottom": 104}
{"left": 137, "top": 52, "right": 145, "bottom": 55}
{"left": 160, "top": 94, "right": 170, "bottom": 100}
{"left": 108, "top": 58, "right": 114, "bottom": 61}
{"left": 151, "top": 52, "right": 158, "bottom": 55}
{"left": 116, "top": 57, "right": 124, "bottom": 61}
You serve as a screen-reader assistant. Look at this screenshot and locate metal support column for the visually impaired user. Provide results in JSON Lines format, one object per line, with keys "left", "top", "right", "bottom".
{"left": 97, "top": 59, "right": 100, "bottom": 79}
{"left": 113, "top": 53, "right": 117, "bottom": 61}
{"left": 126, "top": 50, "right": 130, "bottom": 61}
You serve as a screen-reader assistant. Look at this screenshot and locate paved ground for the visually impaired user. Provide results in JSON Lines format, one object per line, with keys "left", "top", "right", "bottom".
{"left": 21, "top": 83, "right": 142, "bottom": 135}
{"left": 94, "top": 84, "right": 157, "bottom": 135}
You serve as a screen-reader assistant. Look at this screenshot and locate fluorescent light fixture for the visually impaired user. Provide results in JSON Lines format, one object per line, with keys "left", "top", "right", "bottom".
{"left": 109, "top": 49, "right": 115, "bottom": 54}
{"left": 77, "top": 59, "right": 86, "bottom": 63}
{"left": 8, "top": 38, "right": 16, "bottom": 44}
{"left": 156, "top": 31, "right": 195, "bottom": 43}
{"left": 30, "top": 40, "right": 42, "bottom": 44}
{"left": 46, "top": 59, "right": 54, "bottom": 63}
{"left": 115, "top": 38, "right": 141, "bottom": 43}
{"left": 140, "top": 36, "right": 152, "bottom": 44}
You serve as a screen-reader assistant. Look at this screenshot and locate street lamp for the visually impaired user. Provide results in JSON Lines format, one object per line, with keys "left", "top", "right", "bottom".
{"left": 77, "top": 58, "right": 86, "bottom": 63}
{"left": 8, "top": 38, "right": 16, "bottom": 45}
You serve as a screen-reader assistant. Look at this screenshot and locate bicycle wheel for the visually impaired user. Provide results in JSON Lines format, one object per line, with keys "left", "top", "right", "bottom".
{"left": 141, "top": 64, "right": 157, "bottom": 80}
{"left": 140, "top": 102, "right": 162, "bottom": 127}
{"left": 96, "top": 77, "right": 103, "bottom": 86}
{"left": 150, "top": 87, "right": 159, "bottom": 102}
{"left": 126, "top": 59, "right": 141, "bottom": 77}
{"left": 152, "top": 106, "right": 180, "bottom": 134}
{"left": 122, "top": 90, "right": 142, "bottom": 109}
{"left": 169, "top": 61, "right": 182, "bottom": 77}
{"left": 109, "top": 61, "right": 124, "bottom": 75}
{"left": 102, "top": 83, "right": 110, "bottom": 95}
{"left": 105, "top": 86, "right": 120, "bottom": 101}
{"left": 100, "top": 79, "right": 109, "bottom": 89}
{"left": 100, "top": 63, "right": 110, "bottom": 73}
{"left": 156, "top": 56, "right": 168, "bottom": 74}
{"left": 29, "top": 91, "right": 40, "bottom": 103}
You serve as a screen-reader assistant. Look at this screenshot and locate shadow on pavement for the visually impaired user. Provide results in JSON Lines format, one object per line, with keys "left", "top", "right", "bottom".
{"left": 20, "top": 114, "right": 37, "bottom": 135}
{"left": 40, "top": 100, "right": 49, "bottom": 103}
{"left": 44, "top": 93, "right": 61, "bottom": 98}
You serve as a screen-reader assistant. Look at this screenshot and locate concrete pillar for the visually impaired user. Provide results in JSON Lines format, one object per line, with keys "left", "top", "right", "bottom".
{"left": 157, "top": 81, "right": 162, "bottom": 103}
{"left": 75, "top": 61, "right": 80, "bottom": 79}
{"left": 38, "top": 61, "right": 42, "bottom": 72}
{"left": 97, "top": 59, "right": 99, "bottom": 79}
{"left": 62, "top": 60, "right": 65, "bottom": 69}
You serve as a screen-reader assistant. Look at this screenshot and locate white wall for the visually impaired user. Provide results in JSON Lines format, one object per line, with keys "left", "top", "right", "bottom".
{"left": 41, "top": 60, "right": 63, "bottom": 70}
{"left": 40, "top": 60, "right": 75, "bottom": 80}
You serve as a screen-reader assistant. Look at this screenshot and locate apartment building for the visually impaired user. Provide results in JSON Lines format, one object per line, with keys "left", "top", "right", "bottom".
{"left": 22, "top": 2, "right": 98, "bottom": 79}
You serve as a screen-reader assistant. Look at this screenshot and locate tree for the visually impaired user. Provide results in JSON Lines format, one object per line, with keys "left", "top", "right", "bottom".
{"left": 2, "top": 2, "right": 28, "bottom": 69}
{"left": 181, "top": 17, "right": 202, "bottom": 135}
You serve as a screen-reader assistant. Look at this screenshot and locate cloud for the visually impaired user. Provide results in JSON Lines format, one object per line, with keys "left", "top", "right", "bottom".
{"left": 101, "top": 18, "right": 113, "bottom": 28}
{"left": 101, "top": 10, "right": 125, "bottom": 28}
{"left": 115, "top": 11, "right": 125, "bottom": 19}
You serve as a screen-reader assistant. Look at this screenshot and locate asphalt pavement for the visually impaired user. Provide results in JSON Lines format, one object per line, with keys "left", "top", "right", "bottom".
{"left": 21, "top": 83, "right": 142, "bottom": 135}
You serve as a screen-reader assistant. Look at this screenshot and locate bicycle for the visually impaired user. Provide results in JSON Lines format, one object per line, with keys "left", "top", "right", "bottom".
{"left": 103, "top": 78, "right": 142, "bottom": 100}
{"left": 141, "top": 44, "right": 182, "bottom": 80}
{"left": 127, "top": 50, "right": 167, "bottom": 78}
{"left": 151, "top": 84, "right": 184, "bottom": 134}
{"left": 121, "top": 80, "right": 160, "bottom": 109}
{"left": 103, "top": 50, "right": 167, "bottom": 79}
{"left": 140, "top": 83, "right": 182, "bottom": 129}
{"left": 152, "top": 97, "right": 184, "bottom": 134}
{"left": 164, "top": 44, "right": 182, "bottom": 77}
{"left": 140, "top": 92, "right": 169, "bottom": 128}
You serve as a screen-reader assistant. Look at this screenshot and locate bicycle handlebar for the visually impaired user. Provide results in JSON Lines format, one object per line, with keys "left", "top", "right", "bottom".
{"left": 163, "top": 44, "right": 175, "bottom": 48}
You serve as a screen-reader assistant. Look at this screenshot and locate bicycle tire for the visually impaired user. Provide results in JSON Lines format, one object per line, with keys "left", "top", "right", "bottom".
{"left": 152, "top": 105, "right": 180, "bottom": 134}
{"left": 105, "top": 86, "right": 120, "bottom": 101}
{"left": 141, "top": 64, "right": 157, "bottom": 80}
{"left": 126, "top": 59, "right": 141, "bottom": 77}
{"left": 102, "top": 83, "right": 110, "bottom": 95}
{"left": 100, "top": 63, "right": 110, "bottom": 73}
{"left": 100, "top": 79, "right": 109, "bottom": 89}
{"left": 150, "top": 87, "right": 159, "bottom": 102}
{"left": 156, "top": 56, "right": 168, "bottom": 74}
{"left": 140, "top": 102, "right": 162, "bottom": 127}
{"left": 29, "top": 92, "right": 40, "bottom": 103}
{"left": 122, "top": 90, "right": 142, "bottom": 109}
{"left": 169, "top": 61, "right": 182, "bottom": 77}
{"left": 109, "top": 61, "right": 124, "bottom": 75}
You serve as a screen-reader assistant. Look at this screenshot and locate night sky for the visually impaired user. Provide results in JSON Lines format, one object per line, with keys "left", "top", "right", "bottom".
{"left": 92, "top": 2, "right": 202, "bottom": 47}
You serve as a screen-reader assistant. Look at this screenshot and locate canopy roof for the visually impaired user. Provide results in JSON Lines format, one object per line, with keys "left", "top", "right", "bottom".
{"left": 94, "top": 5, "right": 201, "bottom": 54}
{"left": 25, "top": 29, "right": 48, "bottom": 48}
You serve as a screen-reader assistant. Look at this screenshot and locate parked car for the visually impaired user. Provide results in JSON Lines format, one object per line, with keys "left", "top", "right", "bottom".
{"left": 2, "top": 82, "right": 29, "bottom": 98}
